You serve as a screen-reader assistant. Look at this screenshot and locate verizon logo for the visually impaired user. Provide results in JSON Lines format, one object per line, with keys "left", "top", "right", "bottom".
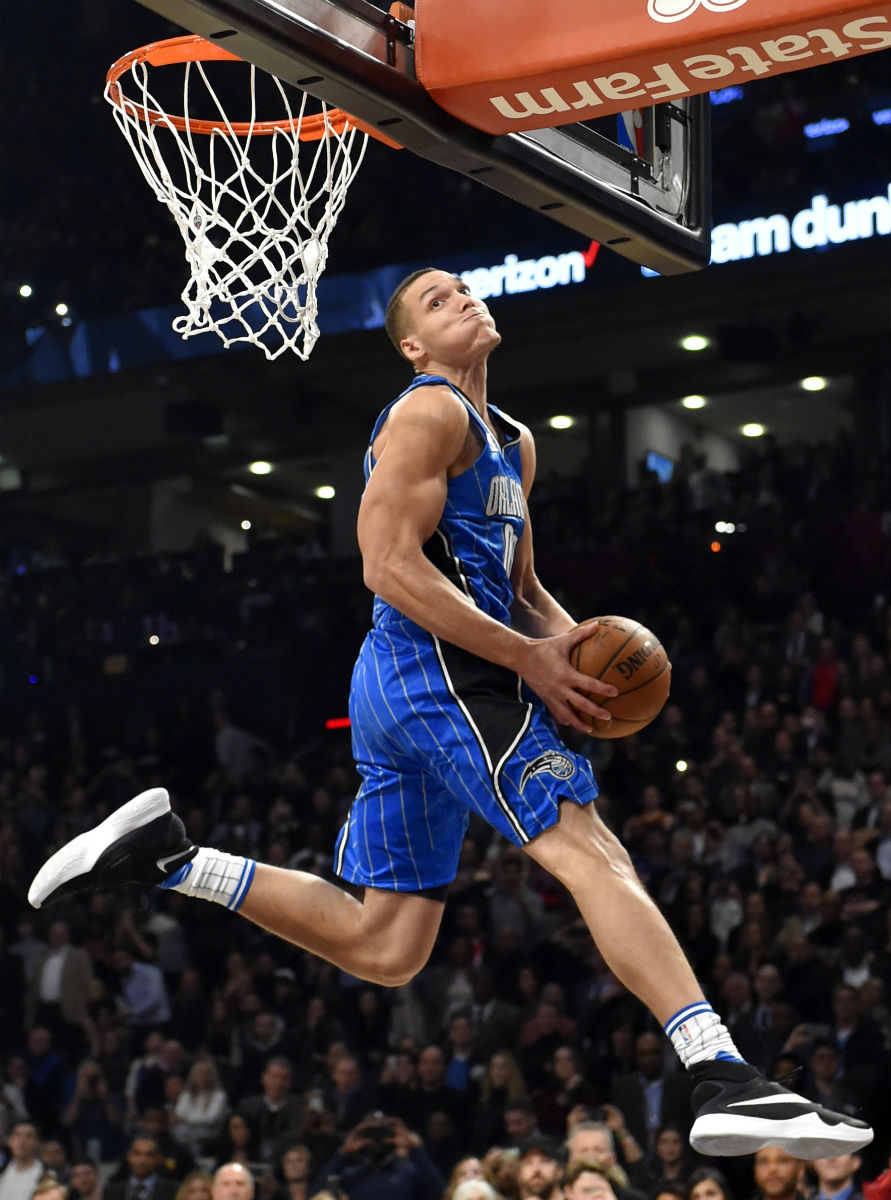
{"left": 489, "top": 17, "right": 891, "bottom": 123}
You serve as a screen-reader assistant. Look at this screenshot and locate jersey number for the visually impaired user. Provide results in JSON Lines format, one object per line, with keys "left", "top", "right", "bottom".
{"left": 502, "top": 523, "right": 518, "bottom": 577}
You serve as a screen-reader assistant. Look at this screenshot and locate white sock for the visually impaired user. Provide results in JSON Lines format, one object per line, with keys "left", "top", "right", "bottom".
{"left": 159, "top": 847, "right": 256, "bottom": 911}
{"left": 664, "top": 1002, "right": 745, "bottom": 1068}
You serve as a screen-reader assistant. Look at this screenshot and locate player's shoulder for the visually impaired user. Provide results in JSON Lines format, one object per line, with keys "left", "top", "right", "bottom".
{"left": 389, "top": 378, "right": 469, "bottom": 428}
{"left": 372, "top": 380, "right": 470, "bottom": 467}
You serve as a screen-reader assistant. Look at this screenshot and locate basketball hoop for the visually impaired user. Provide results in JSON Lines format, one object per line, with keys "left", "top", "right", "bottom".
{"left": 105, "top": 36, "right": 399, "bottom": 360}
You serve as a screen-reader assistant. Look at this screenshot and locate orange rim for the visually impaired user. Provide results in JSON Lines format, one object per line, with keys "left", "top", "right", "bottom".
{"left": 106, "top": 34, "right": 401, "bottom": 147}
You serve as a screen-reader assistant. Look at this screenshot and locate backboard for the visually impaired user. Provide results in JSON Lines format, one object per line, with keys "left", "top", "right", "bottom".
{"left": 130, "top": 0, "right": 712, "bottom": 275}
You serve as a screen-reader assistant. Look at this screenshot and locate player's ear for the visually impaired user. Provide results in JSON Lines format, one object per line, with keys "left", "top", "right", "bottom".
{"left": 400, "top": 333, "right": 424, "bottom": 366}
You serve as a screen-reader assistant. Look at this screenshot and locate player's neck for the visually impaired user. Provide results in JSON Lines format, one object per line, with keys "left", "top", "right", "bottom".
{"left": 426, "top": 359, "right": 488, "bottom": 414}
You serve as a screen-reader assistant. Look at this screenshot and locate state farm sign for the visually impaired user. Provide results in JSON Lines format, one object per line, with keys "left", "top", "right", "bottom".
{"left": 414, "top": 0, "right": 891, "bottom": 134}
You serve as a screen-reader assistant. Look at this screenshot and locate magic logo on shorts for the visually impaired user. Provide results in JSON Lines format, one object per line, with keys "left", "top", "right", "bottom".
{"left": 519, "top": 751, "right": 576, "bottom": 793}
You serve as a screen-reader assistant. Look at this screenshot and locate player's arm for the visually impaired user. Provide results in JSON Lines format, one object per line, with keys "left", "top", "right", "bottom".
{"left": 358, "top": 388, "right": 614, "bottom": 731}
{"left": 358, "top": 385, "right": 532, "bottom": 665}
{"left": 509, "top": 423, "right": 581, "bottom": 639}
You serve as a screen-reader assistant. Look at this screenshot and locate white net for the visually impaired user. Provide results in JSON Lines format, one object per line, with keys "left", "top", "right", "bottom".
{"left": 105, "top": 48, "right": 369, "bottom": 360}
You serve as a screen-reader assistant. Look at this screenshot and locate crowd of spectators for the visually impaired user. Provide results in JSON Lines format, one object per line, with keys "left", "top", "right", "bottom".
{"left": 0, "top": 430, "right": 889, "bottom": 1200}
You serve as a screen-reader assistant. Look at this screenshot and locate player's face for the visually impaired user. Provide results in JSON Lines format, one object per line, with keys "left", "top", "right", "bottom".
{"left": 399, "top": 270, "right": 500, "bottom": 367}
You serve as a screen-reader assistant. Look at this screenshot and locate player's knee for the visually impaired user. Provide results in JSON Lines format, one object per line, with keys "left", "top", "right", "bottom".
{"left": 599, "top": 823, "right": 633, "bottom": 863}
{"left": 365, "top": 945, "right": 428, "bottom": 988}
{"left": 592, "top": 824, "right": 637, "bottom": 880}
{"left": 552, "top": 817, "right": 637, "bottom": 889}
{"left": 357, "top": 893, "right": 441, "bottom": 986}
{"left": 374, "top": 964, "right": 420, "bottom": 988}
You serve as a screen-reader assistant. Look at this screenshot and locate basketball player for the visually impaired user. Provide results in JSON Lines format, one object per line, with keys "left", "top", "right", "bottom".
{"left": 29, "top": 269, "right": 871, "bottom": 1161}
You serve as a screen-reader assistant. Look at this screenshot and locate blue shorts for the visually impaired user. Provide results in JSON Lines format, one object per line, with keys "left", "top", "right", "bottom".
{"left": 333, "top": 620, "right": 598, "bottom": 892}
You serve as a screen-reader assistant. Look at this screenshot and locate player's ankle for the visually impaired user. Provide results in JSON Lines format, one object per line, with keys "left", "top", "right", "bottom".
{"left": 664, "top": 1002, "right": 745, "bottom": 1068}
{"left": 160, "top": 846, "right": 256, "bottom": 911}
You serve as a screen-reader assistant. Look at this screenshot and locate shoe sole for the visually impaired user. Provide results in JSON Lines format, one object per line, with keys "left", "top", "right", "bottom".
{"left": 690, "top": 1111, "right": 874, "bottom": 1158}
{"left": 28, "top": 788, "right": 171, "bottom": 909}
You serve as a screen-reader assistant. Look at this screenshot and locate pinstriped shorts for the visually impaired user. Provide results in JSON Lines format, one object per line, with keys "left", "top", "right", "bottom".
{"left": 334, "top": 620, "right": 598, "bottom": 892}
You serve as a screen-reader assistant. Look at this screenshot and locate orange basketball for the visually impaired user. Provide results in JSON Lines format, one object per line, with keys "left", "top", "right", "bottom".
{"left": 570, "top": 615, "right": 671, "bottom": 739}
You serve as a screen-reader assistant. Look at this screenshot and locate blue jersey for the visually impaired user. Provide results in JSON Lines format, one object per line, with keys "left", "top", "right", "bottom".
{"left": 365, "top": 373, "right": 526, "bottom": 630}
{"left": 334, "top": 374, "right": 598, "bottom": 892}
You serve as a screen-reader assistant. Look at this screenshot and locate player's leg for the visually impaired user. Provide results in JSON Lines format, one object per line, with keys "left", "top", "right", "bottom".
{"left": 237, "top": 866, "right": 443, "bottom": 986}
{"left": 30, "top": 633, "right": 468, "bottom": 987}
{"left": 27, "top": 788, "right": 444, "bottom": 987}
{"left": 523, "top": 798, "right": 700, "bottom": 1021}
{"left": 461, "top": 693, "right": 873, "bottom": 1160}
{"left": 524, "top": 798, "right": 873, "bottom": 1159}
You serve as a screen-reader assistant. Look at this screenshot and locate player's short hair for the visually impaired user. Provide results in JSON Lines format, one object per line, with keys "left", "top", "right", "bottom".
{"left": 384, "top": 267, "right": 439, "bottom": 361}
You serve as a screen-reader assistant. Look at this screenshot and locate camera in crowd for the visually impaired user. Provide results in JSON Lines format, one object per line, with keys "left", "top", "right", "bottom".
{"left": 360, "top": 1113, "right": 398, "bottom": 1161}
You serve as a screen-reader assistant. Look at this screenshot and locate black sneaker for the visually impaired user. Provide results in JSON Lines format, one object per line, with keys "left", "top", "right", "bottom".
{"left": 689, "top": 1061, "right": 873, "bottom": 1158}
{"left": 28, "top": 788, "right": 197, "bottom": 909}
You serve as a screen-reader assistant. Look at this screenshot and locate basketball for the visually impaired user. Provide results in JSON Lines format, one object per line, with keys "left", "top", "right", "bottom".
{"left": 570, "top": 615, "right": 671, "bottom": 739}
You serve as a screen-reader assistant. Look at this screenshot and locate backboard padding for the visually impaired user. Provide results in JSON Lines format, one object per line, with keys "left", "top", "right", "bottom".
{"left": 130, "top": 0, "right": 712, "bottom": 272}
